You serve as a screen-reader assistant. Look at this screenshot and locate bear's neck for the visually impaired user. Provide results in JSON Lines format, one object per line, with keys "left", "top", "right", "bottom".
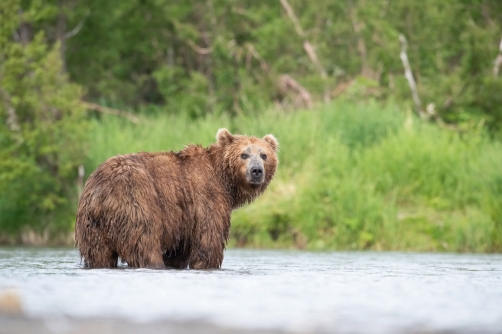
{"left": 207, "top": 145, "right": 265, "bottom": 209}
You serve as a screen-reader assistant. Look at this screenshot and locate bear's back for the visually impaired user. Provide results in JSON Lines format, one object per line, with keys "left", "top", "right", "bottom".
{"left": 78, "top": 153, "right": 162, "bottom": 223}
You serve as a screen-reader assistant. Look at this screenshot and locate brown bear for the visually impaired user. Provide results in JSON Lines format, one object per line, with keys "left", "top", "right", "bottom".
{"left": 75, "top": 128, "right": 278, "bottom": 269}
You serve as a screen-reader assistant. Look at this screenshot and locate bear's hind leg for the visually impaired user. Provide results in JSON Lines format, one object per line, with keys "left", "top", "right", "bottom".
{"left": 125, "top": 250, "right": 164, "bottom": 269}
{"left": 76, "top": 218, "right": 119, "bottom": 268}
{"left": 80, "top": 238, "right": 118, "bottom": 268}
{"left": 120, "top": 231, "right": 165, "bottom": 269}
{"left": 163, "top": 247, "right": 190, "bottom": 269}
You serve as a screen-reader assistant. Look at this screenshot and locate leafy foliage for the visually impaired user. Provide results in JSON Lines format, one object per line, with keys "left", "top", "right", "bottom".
{"left": 230, "top": 102, "right": 502, "bottom": 252}
{"left": 85, "top": 101, "right": 502, "bottom": 252}
{"left": 61, "top": 1, "right": 502, "bottom": 134}
{"left": 0, "top": 0, "right": 86, "bottom": 240}
{"left": 1, "top": 0, "right": 502, "bottom": 246}
{"left": 6, "top": 1, "right": 497, "bottom": 132}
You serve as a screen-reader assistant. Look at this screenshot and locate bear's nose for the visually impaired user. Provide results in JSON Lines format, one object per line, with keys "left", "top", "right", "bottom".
{"left": 251, "top": 167, "right": 263, "bottom": 178}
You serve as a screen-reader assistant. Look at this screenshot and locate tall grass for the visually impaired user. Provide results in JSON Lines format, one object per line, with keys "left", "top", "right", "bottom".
{"left": 87, "top": 100, "right": 502, "bottom": 252}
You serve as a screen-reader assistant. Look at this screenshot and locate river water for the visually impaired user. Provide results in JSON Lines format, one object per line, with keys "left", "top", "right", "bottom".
{"left": 0, "top": 248, "right": 501, "bottom": 333}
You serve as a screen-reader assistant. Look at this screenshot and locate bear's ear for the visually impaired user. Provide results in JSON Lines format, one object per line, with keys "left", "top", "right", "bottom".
{"left": 263, "top": 134, "right": 279, "bottom": 152}
{"left": 216, "top": 128, "right": 234, "bottom": 146}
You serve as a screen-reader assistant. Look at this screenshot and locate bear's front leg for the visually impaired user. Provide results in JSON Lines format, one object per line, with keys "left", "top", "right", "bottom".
{"left": 188, "top": 213, "right": 230, "bottom": 269}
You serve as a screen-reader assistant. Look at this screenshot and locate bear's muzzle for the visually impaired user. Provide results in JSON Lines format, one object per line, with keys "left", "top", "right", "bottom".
{"left": 247, "top": 160, "right": 265, "bottom": 185}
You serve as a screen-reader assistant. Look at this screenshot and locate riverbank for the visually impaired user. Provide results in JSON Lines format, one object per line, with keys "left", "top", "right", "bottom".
{"left": 85, "top": 100, "right": 502, "bottom": 252}
{"left": 0, "top": 315, "right": 487, "bottom": 334}
{"left": 1, "top": 100, "right": 501, "bottom": 251}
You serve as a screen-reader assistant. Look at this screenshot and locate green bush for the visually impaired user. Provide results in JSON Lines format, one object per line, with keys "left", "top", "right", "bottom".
{"left": 84, "top": 100, "right": 502, "bottom": 252}
{"left": 0, "top": 3, "right": 87, "bottom": 242}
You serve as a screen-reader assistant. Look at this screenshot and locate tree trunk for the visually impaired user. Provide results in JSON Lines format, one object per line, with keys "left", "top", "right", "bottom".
{"left": 17, "top": 10, "right": 32, "bottom": 46}
{"left": 56, "top": 0, "right": 68, "bottom": 73}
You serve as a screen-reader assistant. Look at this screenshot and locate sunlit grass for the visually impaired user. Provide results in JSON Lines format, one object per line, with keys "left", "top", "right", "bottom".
{"left": 87, "top": 100, "right": 502, "bottom": 252}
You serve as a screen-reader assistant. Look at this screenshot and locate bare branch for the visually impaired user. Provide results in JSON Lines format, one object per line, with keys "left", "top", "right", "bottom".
{"left": 278, "top": 0, "right": 304, "bottom": 37}
{"left": 494, "top": 37, "right": 502, "bottom": 76}
{"left": 81, "top": 101, "right": 139, "bottom": 124}
{"left": 65, "top": 10, "right": 90, "bottom": 39}
{"left": 279, "top": 0, "right": 329, "bottom": 102}
{"left": 246, "top": 43, "right": 269, "bottom": 72}
{"left": 302, "top": 41, "right": 327, "bottom": 79}
{"left": 186, "top": 40, "right": 212, "bottom": 55}
{"left": 278, "top": 74, "right": 313, "bottom": 109}
{"left": 399, "top": 34, "right": 426, "bottom": 119}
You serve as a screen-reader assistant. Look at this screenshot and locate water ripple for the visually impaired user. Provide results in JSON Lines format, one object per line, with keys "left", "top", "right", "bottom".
{"left": 1, "top": 248, "right": 502, "bottom": 333}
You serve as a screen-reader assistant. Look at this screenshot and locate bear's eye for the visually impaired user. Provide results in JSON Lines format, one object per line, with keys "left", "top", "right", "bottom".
{"left": 241, "top": 153, "right": 249, "bottom": 159}
{"left": 260, "top": 153, "right": 267, "bottom": 160}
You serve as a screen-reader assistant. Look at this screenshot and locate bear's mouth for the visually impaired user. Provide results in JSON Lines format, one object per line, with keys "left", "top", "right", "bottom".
{"left": 247, "top": 174, "right": 264, "bottom": 185}
{"left": 247, "top": 174, "right": 264, "bottom": 186}
{"left": 249, "top": 179, "right": 263, "bottom": 186}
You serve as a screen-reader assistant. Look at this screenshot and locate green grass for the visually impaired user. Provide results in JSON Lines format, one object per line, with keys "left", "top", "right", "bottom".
{"left": 85, "top": 100, "right": 502, "bottom": 252}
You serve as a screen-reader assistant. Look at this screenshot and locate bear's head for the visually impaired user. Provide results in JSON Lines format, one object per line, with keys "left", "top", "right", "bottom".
{"left": 215, "top": 128, "right": 278, "bottom": 205}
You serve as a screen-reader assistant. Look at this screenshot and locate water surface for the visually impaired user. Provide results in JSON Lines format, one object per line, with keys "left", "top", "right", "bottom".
{"left": 1, "top": 248, "right": 501, "bottom": 333}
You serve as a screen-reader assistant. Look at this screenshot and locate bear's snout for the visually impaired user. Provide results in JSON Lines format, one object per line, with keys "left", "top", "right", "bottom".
{"left": 248, "top": 161, "right": 265, "bottom": 184}
{"left": 251, "top": 166, "right": 263, "bottom": 178}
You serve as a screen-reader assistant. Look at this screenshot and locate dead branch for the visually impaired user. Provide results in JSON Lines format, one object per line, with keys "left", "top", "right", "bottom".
{"left": 279, "top": 0, "right": 329, "bottom": 102}
{"left": 186, "top": 40, "right": 212, "bottom": 55}
{"left": 81, "top": 101, "right": 139, "bottom": 123}
{"left": 278, "top": 0, "right": 304, "bottom": 37}
{"left": 399, "top": 34, "right": 426, "bottom": 119}
{"left": 278, "top": 74, "right": 313, "bottom": 109}
{"left": 65, "top": 10, "right": 90, "bottom": 39}
{"left": 494, "top": 37, "right": 502, "bottom": 76}
{"left": 302, "top": 41, "right": 328, "bottom": 80}
{"left": 246, "top": 43, "right": 269, "bottom": 72}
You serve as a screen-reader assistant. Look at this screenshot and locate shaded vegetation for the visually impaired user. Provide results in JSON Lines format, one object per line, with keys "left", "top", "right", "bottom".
{"left": 0, "top": 0, "right": 86, "bottom": 243}
{"left": 2, "top": 0, "right": 500, "bottom": 131}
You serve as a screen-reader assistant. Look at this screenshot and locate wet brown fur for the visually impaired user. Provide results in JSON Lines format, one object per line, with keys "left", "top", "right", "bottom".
{"left": 75, "top": 129, "right": 278, "bottom": 269}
